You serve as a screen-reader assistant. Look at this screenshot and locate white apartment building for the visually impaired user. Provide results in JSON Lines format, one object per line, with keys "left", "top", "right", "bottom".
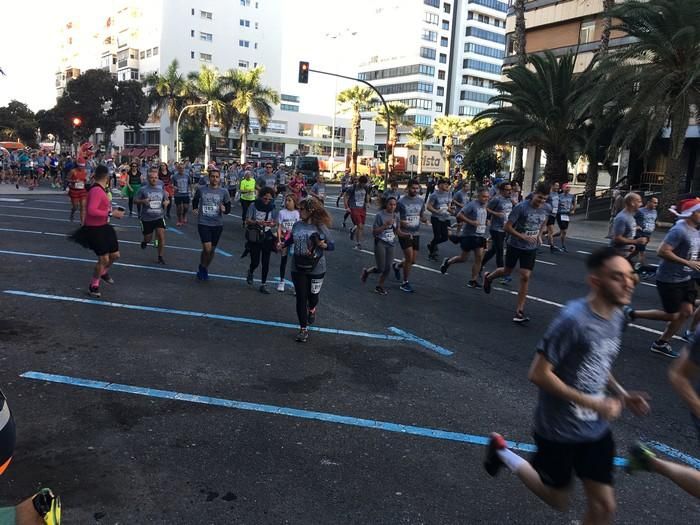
{"left": 449, "top": 0, "right": 508, "bottom": 117}
{"left": 56, "top": 0, "right": 375, "bottom": 161}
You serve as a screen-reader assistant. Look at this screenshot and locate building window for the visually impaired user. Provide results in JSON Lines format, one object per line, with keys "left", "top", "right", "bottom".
{"left": 153, "top": 47, "right": 158, "bottom": 55}
{"left": 424, "top": 0, "right": 439, "bottom": 7}
{"left": 146, "top": 49, "right": 152, "bottom": 57}
{"left": 376, "top": 81, "right": 434, "bottom": 95}
{"left": 191, "top": 29, "right": 195, "bottom": 37}
{"left": 255, "top": 22, "right": 259, "bottom": 29}
{"left": 438, "top": 70, "right": 446, "bottom": 80}
{"left": 459, "top": 105, "right": 483, "bottom": 116}
{"left": 464, "top": 43, "right": 505, "bottom": 59}
{"left": 419, "top": 47, "right": 436, "bottom": 60}
{"left": 254, "top": 42, "right": 258, "bottom": 49}
{"left": 200, "top": 32, "right": 213, "bottom": 42}
{"left": 425, "top": 12, "right": 439, "bottom": 25}
{"left": 580, "top": 20, "right": 596, "bottom": 44}
{"left": 465, "top": 27, "right": 506, "bottom": 44}
{"left": 200, "top": 53, "right": 212, "bottom": 62}
{"left": 191, "top": 8, "right": 195, "bottom": 15}
{"left": 436, "top": 102, "right": 443, "bottom": 112}
{"left": 391, "top": 98, "right": 433, "bottom": 110}
{"left": 200, "top": 10, "right": 212, "bottom": 19}
{"left": 463, "top": 58, "right": 501, "bottom": 75}
{"left": 140, "top": 51, "right": 145, "bottom": 59}
{"left": 460, "top": 90, "right": 492, "bottom": 103}
{"left": 281, "top": 94, "right": 301, "bottom": 103}
{"left": 191, "top": 51, "right": 195, "bottom": 59}
{"left": 437, "top": 86, "right": 445, "bottom": 96}
{"left": 442, "top": 20, "right": 449, "bottom": 30}
{"left": 439, "top": 53, "right": 447, "bottom": 64}
{"left": 440, "top": 36, "right": 448, "bottom": 47}
{"left": 280, "top": 104, "right": 299, "bottom": 112}
{"left": 414, "top": 115, "right": 433, "bottom": 125}
{"left": 468, "top": 0, "right": 508, "bottom": 13}
{"left": 443, "top": 2, "right": 451, "bottom": 14}
{"left": 239, "top": 40, "right": 250, "bottom": 48}
{"left": 240, "top": 19, "right": 250, "bottom": 27}
{"left": 358, "top": 63, "right": 435, "bottom": 81}
{"left": 239, "top": 60, "right": 249, "bottom": 68}
{"left": 241, "top": 0, "right": 250, "bottom": 5}
{"left": 422, "top": 30, "right": 438, "bottom": 42}
{"left": 130, "top": 68, "right": 139, "bottom": 80}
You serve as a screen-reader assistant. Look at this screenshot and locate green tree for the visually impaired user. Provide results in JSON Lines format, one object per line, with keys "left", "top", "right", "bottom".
{"left": 63, "top": 69, "right": 117, "bottom": 141}
{"left": 374, "top": 102, "right": 410, "bottom": 172}
{"left": 180, "top": 124, "right": 205, "bottom": 162}
{"left": 112, "top": 80, "right": 150, "bottom": 149}
{"left": 222, "top": 66, "right": 280, "bottom": 164}
{"left": 464, "top": 150, "right": 501, "bottom": 182}
{"left": 0, "top": 100, "right": 38, "bottom": 144}
{"left": 144, "top": 59, "right": 187, "bottom": 158}
{"left": 406, "top": 126, "right": 433, "bottom": 176}
{"left": 605, "top": 0, "right": 700, "bottom": 215}
{"left": 337, "top": 86, "right": 376, "bottom": 175}
{"left": 469, "top": 51, "right": 602, "bottom": 184}
{"left": 433, "top": 115, "right": 485, "bottom": 180}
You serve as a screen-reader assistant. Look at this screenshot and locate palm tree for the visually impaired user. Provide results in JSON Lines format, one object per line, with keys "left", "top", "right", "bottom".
{"left": 337, "top": 86, "right": 376, "bottom": 175}
{"left": 374, "top": 102, "right": 410, "bottom": 172}
{"left": 605, "top": 0, "right": 700, "bottom": 215}
{"left": 185, "top": 66, "right": 232, "bottom": 166}
{"left": 406, "top": 126, "right": 433, "bottom": 176}
{"left": 433, "top": 116, "right": 485, "bottom": 180}
{"left": 511, "top": 0, "right": 527, "bottom": 183}
{"left": 469, "top": 51, "right": 602, "bottom": 184}
{"left": 143, "top": 59, "right": 187, "bottom": 160}
{"left": 222, "top": 66, "right": 280, "bottom": 165}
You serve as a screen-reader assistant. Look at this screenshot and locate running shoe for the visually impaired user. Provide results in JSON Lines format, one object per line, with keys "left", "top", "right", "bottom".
{"left": 308, "top": 308, "right": 316, "bottom": 325}
{"left": 467, "top": 280, "right": 482, "bottom": 289}
{"left": 499, "top": 276, "right": 512, "bottom": 285}
{"left": 100, "top": 273, "right": 114, "bottom": 285}
{"left": 681, "top": 329, "right": 695, "bottom": 343}
{"left": 550, "top": 245, "right": 562, "bottom": 254}
{"left": 440, "top": 257, "right": 450, "bottom": 274}
{"left": 157, "top": 256, "right": 165, "bottom": 265}
{"left": 375, "top": 286, "right": 388, "bottom": 296}
{"left": 354, "top": 243, "right": 362, "bottom": 250}
{"left": 399, "top": 282, "right": 414, "bottom": 293}
{"left": 202, "top": 266, "right": 209, "bottom": 280}
{"left": 513, "top": 311, "right": 530, "bottom": 324}
{"left": 140, "top": 241, "right": 147, "bottom": 249}
{"left": 276, "top": 280, "right": 285, "bottom": 292}
{"left": 622, "top": 305, "right": 636, "bottom": 323}
{"left": 259, "top": 284, "right": 270, "bottom": 294}
{"left": 196, "top": 268, "right": 205, "bottom": 281}
{"left": 561, "top": 245, "right": 568, "bottom": 253}
{"left": 361, "top": 268, "right": 369, "bottom": 283}
{"left": 246, "top": 270, "right": 254, "bottom": 285}
{"left": 32, "top": 488, "right": 61, "bottom": 525}
{"left": 295, "top": 329, "right": 309, "bottom": 343}
{"left": 88, "top": 285, "right": 101, "bottom": 298}
{"left": 392, "top": 262, "right": 401, "bottom": 281}
{"left": 69, "top": 210, "right": 75, "bottom": 222}
{"left": 650, "top": 340, "right": 679, "bottom": 358}
{"left": 349, "top": 225, "right": 356, "bottom": 240}
{"left": 626, "top": 442, "right": 656, "bottom": 474}
{"left": 484, "top": 432, "right": 507, "bottom": 477}
{"left": 483, "top": 272, "right": 492, "bottom": 294}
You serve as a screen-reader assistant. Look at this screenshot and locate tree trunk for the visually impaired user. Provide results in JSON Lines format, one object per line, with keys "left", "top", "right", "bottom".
{"left": 204, "top": 122, "right": 211, "bottom": 167}
{"left": 514, "top": 0, "right": 527, "bottom": 66}
{"left": 240, "top": 125, "right": 248, "bottom": 165}
{"left": 350, "top": 112, "right": 360, "bottom": 176}
{"left": 513, "top": 143, "right": 524, "bottom": 183}
{"left": 543, "top": 151, "right": 568, "bottom": 184}
{"left": 584, "top": 147, "right": 599, "bottom": 198}
{"left": 658, "top": 154, "right": 685, "bottom": 222}
{"left": 417, "top": 142, "right": 423, "bottom": 176}
{"left": 388, "top": 123, "right": 396, "bottom": 173}
{"left": 600, "top": 0, "right": 612, "bottom": 54}
{"left": 443, "top": 141, "right": 452, "bottom": 180}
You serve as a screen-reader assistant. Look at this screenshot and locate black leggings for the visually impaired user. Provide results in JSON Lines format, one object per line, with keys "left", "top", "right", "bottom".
{"left": 280, "top": 254, "right": 288, "bottom": 280}
{"left": 291, "top": 271, "right": 325, "bottom": 328}
{"left": 482, "top": 230, "right": 505, "bottom": 269}
{"left": 241, "top": 200, "right": 252, "bottom": 223}
{"left": 249, "top": 239, "right": 275, "bottom": 284}
{"left": 428, "top": 216, "right": 449, "bottom": 252}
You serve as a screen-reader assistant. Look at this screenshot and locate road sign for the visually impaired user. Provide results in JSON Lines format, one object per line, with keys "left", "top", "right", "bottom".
{"left": 454, "top": 153, "right": 464, "bottom": 165}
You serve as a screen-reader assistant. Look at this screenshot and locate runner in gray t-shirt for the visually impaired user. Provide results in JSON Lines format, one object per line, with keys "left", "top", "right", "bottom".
{"left": 394, "top": 180, "right": 426, "bottom": 293}
{"left": 133, "top": 168, "right": 169, "bottom": 264}
{"left": 426, "top": 179, "right": 453, "bottom": 260}
{"left": 610, "top": 192, "right": 646, "bottom": 262}
{"left": 361, "top": 197, "right": 400, "bottom": 295}
{"left": 192, "top": 169, "right": 231, "bottom": 280}
{"left": 485, "top": 247, "right": 650, "bottom": 521}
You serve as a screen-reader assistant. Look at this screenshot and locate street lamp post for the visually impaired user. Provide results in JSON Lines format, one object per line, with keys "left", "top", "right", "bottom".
{"left": 175, "top": 102, "right": 211, "bottom": 163}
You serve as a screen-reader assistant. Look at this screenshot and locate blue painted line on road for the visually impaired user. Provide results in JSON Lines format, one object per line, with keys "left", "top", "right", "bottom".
{"left": 167, "top": 226, "right": 184, "bottom": 235}
{"left": 4, "top": 290, "right": 407, "bottom": 343}
{"left": 0, "top": 249, "right": 276, "bottom": 283}
{"left": 388, "top": 327, "right": 453, "bottom": 356}
{"left": 215, "top": 247, "right": 232, "bottom": 257}
{"left": 648, "top": 440, "right": 700, "bottom": 470}
{"left": 19, "top": 371, "right": 636, "bottom": 467}
{"left": 0, "top": 212, "right": 142, "bottom": 229}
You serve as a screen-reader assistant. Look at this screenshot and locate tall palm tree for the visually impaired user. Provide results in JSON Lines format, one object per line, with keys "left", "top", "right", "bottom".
{"left": 605, "top": 0, "right": 700, "bottom": 215}
{"left": 433, "top": 116, "right": 485, "bottom": 180}
{"left": 185, "top": 66, "right": 232, "bottom": 166}
{"left": 469, "top": 51, "right": 602, "bottom": 183}
{"left": 406, "top": 126, "right": 433, "bottom": 176}
{"left": 374, "top": 102, "right": 410, "bottom": 172}
{"left": 511, "top": 0, "right": 528, "bottom": 183}
{"left": 143, "top": 59, "right": 187, "bottom": 160}
{"left": 337, "top": 86, "right": 376, "bottom": 175}
{"left": 222, "top": 66, "right": 280, "bottom": 165}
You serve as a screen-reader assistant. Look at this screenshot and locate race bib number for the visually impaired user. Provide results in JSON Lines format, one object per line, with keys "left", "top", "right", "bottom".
{"left": 311, "top": 278, "right": 324, "bottom": 294}
{"left": 476, "top": 224, "right": 486, "bottom": 234}
{"left": 74, "top": 181, "right": 85, "bottom": 189}
{"left": 383, "top": 230, "right": 395, "bottom": 243}
{"left": 560, "top": 214, "right": 569, "bottom": 222}
{"left": 572, "top": 394, "right": 602, "bottom": 422}
{"left": 355, "top": 190, "right": 366, "bottom": 205}
{"left": 406, "top": 216, "right": 419, "bottom": 227}
{"left": 282, "top": 220, "right": 296, "bottom": 232}
{"left": 438, "top": 204, "right": 448, "bottom": 213}
{"left": 149, "top": 200, "right": 161, "bottom": 210}
{"left": 526, "top": 229, "right": 540, "bottom": 237}
{"left": 202, "top": 204, "right": 218, "bottom": 216}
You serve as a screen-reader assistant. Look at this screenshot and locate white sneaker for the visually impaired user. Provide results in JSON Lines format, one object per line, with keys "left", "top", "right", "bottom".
{"left": 276, "top": 281, "right": 285, "bottom": 292}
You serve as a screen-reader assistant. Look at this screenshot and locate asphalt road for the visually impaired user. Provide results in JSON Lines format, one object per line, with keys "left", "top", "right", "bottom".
{"left": 0, "top": 190, "right": 698, "bottom": 524}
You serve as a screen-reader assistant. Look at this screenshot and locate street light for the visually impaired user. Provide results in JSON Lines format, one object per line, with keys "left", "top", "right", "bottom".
{"left": 175, "top": 101, "right": 212, "bottom": 164}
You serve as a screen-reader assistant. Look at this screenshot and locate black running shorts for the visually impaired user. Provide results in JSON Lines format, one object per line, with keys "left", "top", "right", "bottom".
{"left": 399, "top": 235, "right": 420, "bottom": 251}
{"left": 174, "top": 196, "right": 190, "bottom": 206}
{"left": 656, "top": 280, "right": 697, "bottom": 314}
{"left": 547, "top": 215, "right": 556, "bottom": 226}
{"left": 505, "top": 245, "right": 537, "bottom": 271}
{"left": 532, "top": 431, "right": 615, "bottom": 488}
{"left": 141, "top": 218, "right": 166, "bottom": 236}
{"left": 556, "top": 214, "right": 570, "bottom": 230}
{"left": 198, "top": 225, "right": 223, "bottom": 247}
{"left": 459, "top": 236, "right": 486, "bottom": 252}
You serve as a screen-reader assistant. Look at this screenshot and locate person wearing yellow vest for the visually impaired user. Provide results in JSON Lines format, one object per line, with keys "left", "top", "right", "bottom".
{"left": 239, "top": 170, "right": 257, "bottom": 225}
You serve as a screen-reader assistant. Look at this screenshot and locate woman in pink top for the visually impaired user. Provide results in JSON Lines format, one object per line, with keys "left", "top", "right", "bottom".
{"left": 69, "top": 165, "right": 125, "bottom": 298}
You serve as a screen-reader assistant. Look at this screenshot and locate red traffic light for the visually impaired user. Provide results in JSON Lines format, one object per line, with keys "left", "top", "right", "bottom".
{"left": 72, "top": 117, "right": 82, "bottom": 127}
{"left": 298, "top": 61, "right": 309, "bottom": 84}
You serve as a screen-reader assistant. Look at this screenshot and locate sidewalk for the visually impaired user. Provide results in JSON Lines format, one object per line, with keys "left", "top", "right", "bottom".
{"left": 0, "top": 183, "right": 65, "bottom": 196}
{"left": 567, "top": 214, "right": 669, "bottom": 251}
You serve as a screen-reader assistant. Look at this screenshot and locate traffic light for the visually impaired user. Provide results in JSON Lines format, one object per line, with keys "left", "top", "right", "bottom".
{"left": 298, "top": 61, "right": 309, "bottom": 84}
{"left": 72, "top": 117, "right": 82, "bottom": 127}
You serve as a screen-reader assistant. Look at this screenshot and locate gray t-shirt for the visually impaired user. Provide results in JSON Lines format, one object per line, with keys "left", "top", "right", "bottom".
{"left": 383, "top": 189, "right": 401, "bottom": 202}
{"left": 246, "top": 203, "right": 278, "bottom": 232}
{"left": 373, "top": 210, "right": 398, "bottom": 246}
{"left": 656, "top": 221, "right": 700, "bottom": 284}
{"left": 135, "top": 185, "right": 167, "bottom": 221}
{"left": 487, "top": 195, "right": 513, "bottom": 233}
{"left": 452, "top": 189, "right": 470, "bottom": 210}
{"left": 546, "top": 192, "right": 560, "bottom": 217}
{"left": 427, "top": 190, "right": 452, "bottom": 222}
{"left": 398, "top": 195, "right": 425, "bottom": 234}
{"left": 346, "top": 184, "right": 368, "bottom": 209}
{"left": 558, "top": 194, "right": 575, "bottom": 215}
{"left": 172, "top": 173, "right": 190, "bottom": 196}
{"left": 194, "top": 186, "right": 231, "bottom": 227}
{"left": 310, "top": 182, "right": 326, "bottom": 200}
{"left": 258, "top": 174, "right": 277, "bottom": 189}
{"left": 460, "top": 200, "right": 488, "bottom": 238}
{"left": 610, "top": 210, "right": 637, "bottom": 252}
{"left": 290, "top": 222, "right": 333, "bottom": 274}
{"left": 635, "top": 207, "right": 657, "bottom": 235}
{"left": 534, "top": 298, "right": 625, "bottom": 443}
{"left": 506, "top": 200, "right": 551, "bottom": 250}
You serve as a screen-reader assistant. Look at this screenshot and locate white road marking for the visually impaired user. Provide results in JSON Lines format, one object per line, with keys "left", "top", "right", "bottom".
{"left": 576, "top": 250, "right": 592, "bottom": 255}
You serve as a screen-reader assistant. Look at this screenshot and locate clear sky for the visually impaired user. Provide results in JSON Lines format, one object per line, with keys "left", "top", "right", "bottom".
{"left": 0, "top": 0, "right": 377, "bottom": 114}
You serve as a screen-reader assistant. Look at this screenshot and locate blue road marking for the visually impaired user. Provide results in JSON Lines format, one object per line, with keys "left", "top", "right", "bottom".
{"left": 388, "top": 327, "right": 453, "bottom": 356}
{"left": 215, "top": 247, "right": 233, "bottom": 257}
{"left": 167, "top": 226, "right": 184, "bottom": 235}
{"left": 19, "top": 371, "right": 639, "bottom": 467}
{"left": 0, "top": 212, "right": 143, "bottom": 229}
